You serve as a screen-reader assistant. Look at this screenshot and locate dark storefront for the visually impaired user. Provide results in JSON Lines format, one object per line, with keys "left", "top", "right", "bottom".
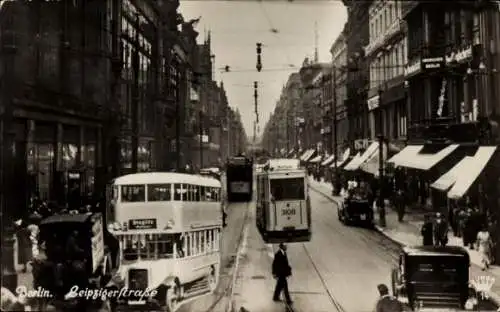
{"left": 7, "top": 117, "right": 102, "bottom": 218}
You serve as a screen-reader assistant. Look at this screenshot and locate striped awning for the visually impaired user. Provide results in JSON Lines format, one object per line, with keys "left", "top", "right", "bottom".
{"left": 321, "top": 154, "right": 335, "bottom": 166}
{"left": 309, "top": 155, "right": 322, "bottom": 163}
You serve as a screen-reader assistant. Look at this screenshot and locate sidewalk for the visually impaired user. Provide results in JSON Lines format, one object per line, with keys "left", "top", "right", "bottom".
{"left": 308, "top": 177, "right": 500, "bottom": 306}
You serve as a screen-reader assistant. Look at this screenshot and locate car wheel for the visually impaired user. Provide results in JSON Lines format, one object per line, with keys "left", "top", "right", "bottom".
{"left": 166, "top": 283, "right": 180, "bottom": 312}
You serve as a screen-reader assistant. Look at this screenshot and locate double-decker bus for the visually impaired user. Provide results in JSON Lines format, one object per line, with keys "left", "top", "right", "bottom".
{"left": 106, "top": 172, "right": 222, "bottom": 312}
{"left": 256, "top": 159, "right": 311, "bottom": 243}
{"left": 226, "top": 155, "right": 253, "bottom": 202}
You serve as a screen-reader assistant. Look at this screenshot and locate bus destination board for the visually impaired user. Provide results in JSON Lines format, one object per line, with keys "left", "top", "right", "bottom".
{"left": 129, "top": 218, "right": 157, "bottom": 230}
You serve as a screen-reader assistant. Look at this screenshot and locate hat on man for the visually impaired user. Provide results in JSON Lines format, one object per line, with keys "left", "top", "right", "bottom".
{"left": 377, "top": 284, "right": 389, "bottom": 296}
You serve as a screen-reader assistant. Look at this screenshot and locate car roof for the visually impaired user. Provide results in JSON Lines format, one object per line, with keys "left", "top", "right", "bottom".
{"left": 403, "top": 245, "right": 470, "bottom": 257}
{"left": 41, "top": 213, "right": 98, "bottom": 225}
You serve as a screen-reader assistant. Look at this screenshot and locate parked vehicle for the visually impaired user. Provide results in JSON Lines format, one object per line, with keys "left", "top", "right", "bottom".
{"left": 338, "top": 185, "right": 374, "bottom": 226}
{"left": 391, "top": 246, "right": 477, "bottom": 311}
{"left": 33, "top": 212, "right": 118, "bottom": 311}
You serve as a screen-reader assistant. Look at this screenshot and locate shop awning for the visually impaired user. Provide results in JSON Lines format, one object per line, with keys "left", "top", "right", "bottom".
{"left": 344, "top": 142, "right": 378, "bottom": 171}
{"left": 342, "top": 152, "right": 362, "bottom": 170}
{"left": 299, "top": 149, "right": 312, "bottom": 161}
{"left": 303, "top": 149, "right": 316, "bottom": 161}
{"left": 331, "top": 148, "right": 351, "bottom": 168}
{"left": 309, "top": 155, "right": 322, "bottom": 163}
{"left": 447, "top": 146, "right": 497, "bottom": 199}
{"left": 360, "top": 143, "right": 387, "bottom": 177}
{"left": 430, "top": 157, "right": 471, "bottom": 191}
{"left": 321, "top": 154, "right": 335, "bottom": 166}
{"left": 387, "top": 145, "right": 424, "bottom": 167}
{"left": 399, "top": 144, "right": 459, "bottom": 171}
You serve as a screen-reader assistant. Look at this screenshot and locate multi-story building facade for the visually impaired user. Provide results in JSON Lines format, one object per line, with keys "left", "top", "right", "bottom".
{"left": 0, "top": 0, "right": 182, "bottom": 219}
{"left": 261, "top": 72, "right": 302, "bottom": 156}
{"left": 326, "top": 26, "right": 349, "bottom": 156}
{"left": 404, "top": 0, "right": 499, "bottom": 138}
{"left": 343, "top": 0, "right": 372, "bottom": 151}
{"left": 395, "top": 1, "right": 500, "bottom": 258}
{"left": 299, "top": 58, "right": 328, "bottom": 152}
{"left": 285, "top": 73, "right": 303, "bottom": 155}
{"left": 365, "top": 0, "right": 408, "bottom": 146}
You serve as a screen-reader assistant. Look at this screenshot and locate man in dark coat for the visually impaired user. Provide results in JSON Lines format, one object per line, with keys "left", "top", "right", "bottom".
{"left": 421, "top": 214, "right": 434, "bottom": 246}
{"left": 374, "top": 284, "right": 402, "bottom": 312}
{"left": 272, "top": 243, "right": 292, "bottom": 304}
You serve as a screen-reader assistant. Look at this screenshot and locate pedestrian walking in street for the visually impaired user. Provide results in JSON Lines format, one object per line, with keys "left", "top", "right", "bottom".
{"left": 463, "top": 208, "right": 475, "bottom": 249}
{"left": 272, "top": 243, "right": 293, "bottom": 304}
{"left": 374, "top": 284, "right": 402, "bottom": 312}
{"left": 433, "top": 212, "right": 449, "bottom": 246}
{"left": 395, "top": 189, "right": 405, "bottom": 222}
{"left": 421, "top": 214, "right": 434, "bottom": 246}
{"left": 476, "top": 224, "right": 493, "bottom": 270}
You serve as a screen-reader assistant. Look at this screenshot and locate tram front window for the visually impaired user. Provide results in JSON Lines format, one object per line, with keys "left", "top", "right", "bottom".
{"left": 270, "top": 178, "right": 305, "bottom": 201}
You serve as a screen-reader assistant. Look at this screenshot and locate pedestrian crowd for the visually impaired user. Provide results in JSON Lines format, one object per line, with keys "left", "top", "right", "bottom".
{"left": 420, "top": 206, "right": 495, "bottom": 271}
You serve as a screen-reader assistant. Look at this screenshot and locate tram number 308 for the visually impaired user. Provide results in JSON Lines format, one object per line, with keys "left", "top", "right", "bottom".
{"left": 282, "top": 208, "right": 296, "bottom": 216}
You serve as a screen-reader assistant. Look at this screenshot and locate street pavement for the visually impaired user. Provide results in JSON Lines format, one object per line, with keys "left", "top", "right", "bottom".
{"left": 309, "top": 177, "right": 500, "bottom": 311}
{"left": 232, "top": 186, "right": 402, "bottom": 312}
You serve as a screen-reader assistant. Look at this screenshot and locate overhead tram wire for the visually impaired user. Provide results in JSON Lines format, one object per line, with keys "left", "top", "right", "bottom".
{"left": 257, "top": 1, "right": 295, "bottom": 67}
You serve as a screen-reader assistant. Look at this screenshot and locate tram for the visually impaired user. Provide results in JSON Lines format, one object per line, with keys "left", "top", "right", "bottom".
{"left": 226, "top": 155, "right": 253, "bottom": 202}
{"left": 106, "top": 172, "right": 222, "bottom": 312}
{"left": 255, "top": 159, "right": 311, "bottom": 243}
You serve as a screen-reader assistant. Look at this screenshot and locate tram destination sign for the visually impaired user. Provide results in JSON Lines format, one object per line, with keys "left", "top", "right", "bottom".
{"left": 129, "top": 218, "right": 157, "bottom": 230}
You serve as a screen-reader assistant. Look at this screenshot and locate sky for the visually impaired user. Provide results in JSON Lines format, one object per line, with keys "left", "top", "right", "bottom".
{"left": 179, "top": 0, "right": 348, "bottom": 140}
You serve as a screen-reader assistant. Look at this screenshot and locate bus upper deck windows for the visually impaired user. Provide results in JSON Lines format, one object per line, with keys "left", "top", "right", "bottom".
{"left": 121, "top": 185, "right": 145, "bottom": 202}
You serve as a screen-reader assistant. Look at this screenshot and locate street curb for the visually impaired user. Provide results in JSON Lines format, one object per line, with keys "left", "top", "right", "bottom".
{"left": 310, "top": 183, "right": 500, "bottom": 307}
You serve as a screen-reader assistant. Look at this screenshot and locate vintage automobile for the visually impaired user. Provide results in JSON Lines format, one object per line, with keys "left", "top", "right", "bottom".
{"left": 391, "top": 246, "right": 478, "bottom": 311}
{"left": 32, "top": 212, "right": 119, "bottom": 310}
{"left": 337, "top": 187, "right": 374, "bottom": 226}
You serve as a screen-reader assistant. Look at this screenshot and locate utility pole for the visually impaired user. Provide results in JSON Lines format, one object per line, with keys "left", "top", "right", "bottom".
{"left": 254, "top": 81, "right": 258, "bottom": 143}
{"left": 131, "top": 13, "right": 140, "bottom": 173}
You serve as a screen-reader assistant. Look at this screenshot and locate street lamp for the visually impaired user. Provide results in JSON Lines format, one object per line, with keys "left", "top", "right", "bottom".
{"left": 377, "top": 85, "right": 386, "bottom": 227}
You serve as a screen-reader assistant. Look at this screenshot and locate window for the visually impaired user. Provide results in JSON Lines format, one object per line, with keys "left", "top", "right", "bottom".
{"left": 121, "top": 234, "right": 175, "bottom": 260}
{"left": 193, "top": 186, "right": 200, "bottom": 201}
{"left": 205, "top": 187, "right": 215, "bottom": 202}
{"left": 200, "top": 231, "right": 205, "bottom": 254}
{"left": 147, "top": 184, "right": 171, "bottom": 201}
{"left": 270, "top": 178, "right": 305, "bottom": 201}
{"left": 121, "top": 185, "right": 145, "bottom": 202}
{"left": 174, "top": 184, "right": 187, "bottom": 201}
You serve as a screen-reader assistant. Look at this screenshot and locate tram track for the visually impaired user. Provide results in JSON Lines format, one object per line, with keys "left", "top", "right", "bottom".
{"left": 282, "top": 242, "right": 347, "bottom": 312}
{"left": 200, "top": 202, "right": 251, "bottom": 312}
{"left": 309, "top": 185, "right": 400, "bottom": 264}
